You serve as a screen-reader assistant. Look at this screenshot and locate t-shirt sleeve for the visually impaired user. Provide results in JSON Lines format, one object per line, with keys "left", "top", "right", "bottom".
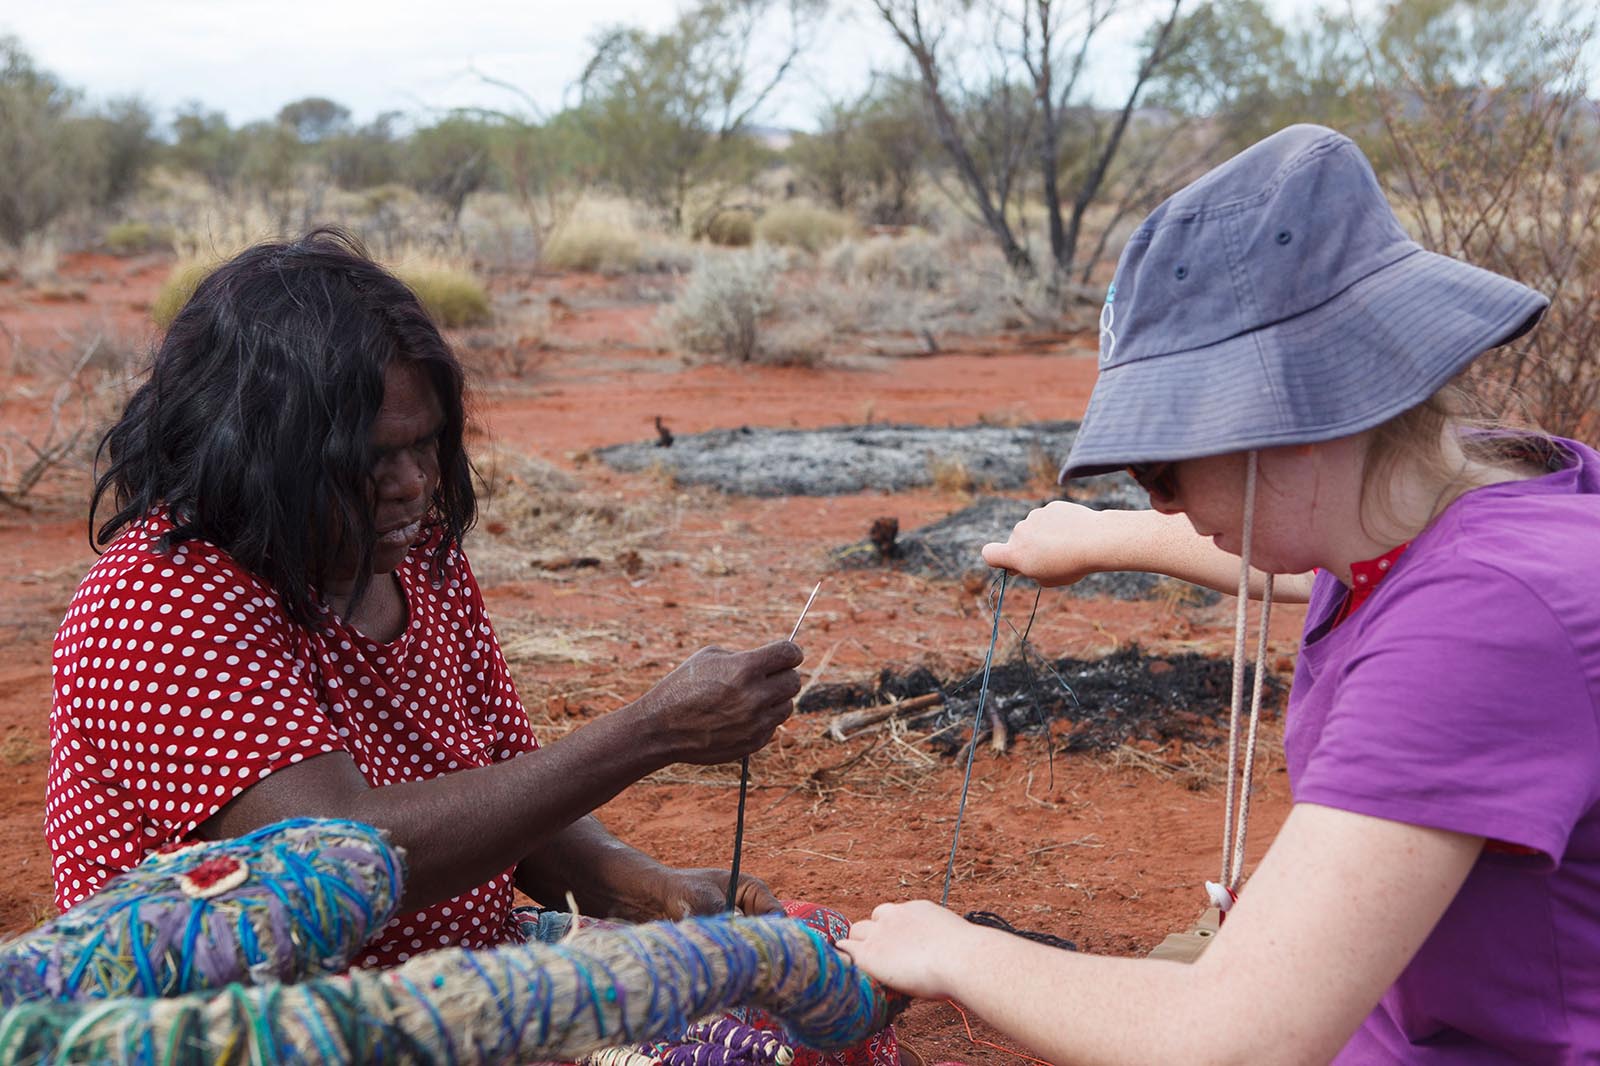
{"left": 1296, "top": 561, "right": 1600, "bottom": 865}
{"left": 455, "top": 550, "right": 538, "bottom": 760}
{"left": 51, "top": 546, "right": 345, "bottom": 855}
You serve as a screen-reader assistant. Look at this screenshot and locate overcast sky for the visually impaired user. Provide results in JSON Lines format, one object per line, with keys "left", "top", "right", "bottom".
{"left": 3, "top": 1, "right": 912, "bottom": 131}
{"left": 15, "top": 0, "right": 1573, "bottom": 135}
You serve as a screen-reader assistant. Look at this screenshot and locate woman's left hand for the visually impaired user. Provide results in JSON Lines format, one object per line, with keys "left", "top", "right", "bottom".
{"left": 648, "top": 866, "right": 784, "bottom": 919}
{"left": 838, "top": 900, "right": 979, "bottom": 1000}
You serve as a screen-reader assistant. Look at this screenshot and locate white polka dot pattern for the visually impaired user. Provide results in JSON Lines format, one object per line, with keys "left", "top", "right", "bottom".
{"left": 47, "top": 514, "right": 539, "bottom": 968}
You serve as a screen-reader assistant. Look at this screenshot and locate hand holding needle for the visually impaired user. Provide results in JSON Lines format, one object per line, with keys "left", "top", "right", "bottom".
{"left": 726, "top": 581, "right": 822, "bottom": 911}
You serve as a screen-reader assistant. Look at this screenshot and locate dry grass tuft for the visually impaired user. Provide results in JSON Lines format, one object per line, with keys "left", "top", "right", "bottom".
{"left": 756, "top": 204, "right": 855, "bottom": 255}
{"left": 466, "top": 447, "right": 680, "bottom": 584}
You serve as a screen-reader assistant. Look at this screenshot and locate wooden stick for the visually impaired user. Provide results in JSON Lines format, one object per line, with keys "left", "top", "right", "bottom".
{"left": 826, "top": 692, "right": 944, "bottom": 741}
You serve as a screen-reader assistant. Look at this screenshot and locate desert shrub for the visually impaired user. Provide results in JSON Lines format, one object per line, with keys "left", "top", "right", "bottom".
{"left": 660, "top": 246, "right": 786, "bottom": 362}
{"left": 153, "top": 253, "right": 491, "bottom": 331}
{"left": 151, "top": 258, "right": 217, "bottom": 328}
{"left": 702, "top": 209, "right": 756, "bottom": 247}
{"left": 395, "top": 262, "right": 492, "bottom": 328}
{"left": 104, "top": 220, "right": 171, "bottom": 256}
{"left": 755, "top": 203, "right": 854, "bottom": 254}
{"left": 759, "top": 319, "right": 829, "bottom": 367}
{"left": 1363, "top": 20, "right": 1600, "bottom": 440}
{"left": 829, "top": 233, "right": 946, "bottom": 290}
{"left": 542, "top": 217, "right": 645, "bottom": 274}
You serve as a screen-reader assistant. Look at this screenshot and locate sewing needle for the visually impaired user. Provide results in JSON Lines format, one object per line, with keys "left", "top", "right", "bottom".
{"left": 728, "top": 580, "right": 823, "bottom": 911}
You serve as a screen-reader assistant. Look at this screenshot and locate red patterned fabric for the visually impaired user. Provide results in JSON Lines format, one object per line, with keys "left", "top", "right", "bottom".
{"left": 48, "top": 512, "right": 537, "bottom": 965}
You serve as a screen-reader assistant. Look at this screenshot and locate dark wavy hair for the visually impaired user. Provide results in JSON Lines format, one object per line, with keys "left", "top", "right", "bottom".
{"left": 90, "top": 227, "right": 475, "bottom": 626}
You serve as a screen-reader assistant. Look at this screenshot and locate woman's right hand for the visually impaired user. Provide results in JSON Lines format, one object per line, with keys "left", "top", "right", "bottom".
{"left": 981, "top": 500, "right": 1132, "bottom": 586}
{"left": 631, "top": 641, "right": 804, "bottom": 765}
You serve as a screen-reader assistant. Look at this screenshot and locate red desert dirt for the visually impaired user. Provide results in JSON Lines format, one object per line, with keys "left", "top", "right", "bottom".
{"left": 0, "top": 254, "right": 1306, "bottom": 1063}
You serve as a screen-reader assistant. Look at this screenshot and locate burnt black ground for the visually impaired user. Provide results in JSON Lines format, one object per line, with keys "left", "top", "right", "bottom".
{"left": 594, "top": 422, "right": 1081, "bottom": 496}
{"left": 797, "top": 647, "right": 1283, "bottom": 755}
{"left": 830, "top": 480, "right": 1220, "bottom": 605}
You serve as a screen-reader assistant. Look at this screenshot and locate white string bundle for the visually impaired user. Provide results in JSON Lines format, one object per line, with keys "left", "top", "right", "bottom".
{"left": 1207, "top": 451, "right": 1276, "bottom": 912}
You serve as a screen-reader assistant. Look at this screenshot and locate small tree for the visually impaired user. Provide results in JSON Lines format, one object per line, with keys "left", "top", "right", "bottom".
{"left": 869, "top": 0, "right": 1188, "bottom": 282}
{"left": 170, "top": 104, "right": 244, "bottom": 192}
{"left": 578, "top": 0, "right": 824, "bottom": 226}
{"left": 322, "top": 112, "right": 403, "bottom": 190}
{"left": 790, "top": 79, "right": 935, "bottom": 223}
{"left": 277, "top": 96, "right": 352, "bottom": 143}
{"left": 406, "top": 115, "right": 494, "bottom": 223}
{"left": 86, "top": 96, "right": 157, "bottom": 208}
{"left": 0, "top": 37, "right": 102, "bottom": 248}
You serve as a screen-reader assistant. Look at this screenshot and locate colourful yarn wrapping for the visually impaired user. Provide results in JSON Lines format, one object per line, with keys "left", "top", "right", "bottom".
{"left": 0, "top": 915, "right": 893, "bottom": 1064}
{"left": 0, "top": 818, "right": 403, "bottom": 1005}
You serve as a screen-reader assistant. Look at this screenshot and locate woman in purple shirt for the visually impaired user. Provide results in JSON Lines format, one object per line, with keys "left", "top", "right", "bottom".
{"left": 839, "top": 125, "right": 1600, "bottom": 1062}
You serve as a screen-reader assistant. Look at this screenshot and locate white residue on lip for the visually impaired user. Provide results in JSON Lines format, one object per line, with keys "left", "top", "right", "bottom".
{"left": 379, "top": 520, "right": 421, "bottom": 546}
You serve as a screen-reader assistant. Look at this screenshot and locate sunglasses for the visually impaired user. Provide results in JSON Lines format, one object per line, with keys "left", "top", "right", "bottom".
{"left": 1127, "top": 461, "right": 1178, "bottom": 503}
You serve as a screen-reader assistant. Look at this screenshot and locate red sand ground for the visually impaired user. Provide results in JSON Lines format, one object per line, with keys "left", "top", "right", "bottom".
{"left": 0, "top": 255, "right": 1307, "bottom": 1063}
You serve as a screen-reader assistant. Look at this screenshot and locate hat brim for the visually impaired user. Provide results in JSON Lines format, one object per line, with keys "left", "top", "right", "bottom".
{"left": 1060, "top": 248, "right": 1548, "bottom": 480}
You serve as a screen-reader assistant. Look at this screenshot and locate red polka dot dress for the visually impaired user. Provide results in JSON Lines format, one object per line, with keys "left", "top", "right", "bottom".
{"left": 47, "top": 513, "right": 539, "bottom": 966}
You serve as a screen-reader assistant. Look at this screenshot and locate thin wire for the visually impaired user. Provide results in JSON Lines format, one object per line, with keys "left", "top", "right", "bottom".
{"left": 945, "top": 999, "right": 1055, "bottom": 1066}
{"left": 941, "top": 570, "right": 1009, "bottom": 908}
{"left": 1001, "top": 586, "right": 1077, "bottom": 789}
{"left": 729, "top": 582, "right": 823, "bottom": 911}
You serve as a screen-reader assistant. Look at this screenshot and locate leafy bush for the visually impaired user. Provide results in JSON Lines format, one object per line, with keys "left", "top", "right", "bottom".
{"left": 660, "top": 247, "right": 786, "bottom": 362}
{"left": 755, "top": 203, "right": 854, "bottom": 254}
{"left": 542, "top": 217, "right": 645, "bottom": 273}
{"left": 396, "top": 263, "right": 493, "bottom": 328}
{"left": 702, "top": 209, "right": 756, "bottom": 247}
{"left": 104, "top": 221, "right": 171, "bottom": 256}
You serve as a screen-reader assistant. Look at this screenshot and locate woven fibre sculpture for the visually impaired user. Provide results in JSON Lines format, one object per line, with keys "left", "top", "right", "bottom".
{"left": 0, "top": 914, "right": 894, "bottom": 1064}
{"left": 0, "top": 818, "right": 403, "bottom": 1005}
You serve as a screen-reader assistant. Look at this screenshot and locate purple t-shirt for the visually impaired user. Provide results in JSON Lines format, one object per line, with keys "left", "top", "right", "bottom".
{"left": 1287, "top": 437, "right": 1600, "bottom": 1062}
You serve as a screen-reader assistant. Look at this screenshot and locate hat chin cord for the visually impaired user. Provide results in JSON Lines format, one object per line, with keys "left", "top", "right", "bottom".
{"left": 1206, "top": 450, "right": 1275, "bottom": 917}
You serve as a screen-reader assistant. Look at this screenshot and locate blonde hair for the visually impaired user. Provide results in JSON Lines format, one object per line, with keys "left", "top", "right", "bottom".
{"left": 1360, "top": 380, "right": 1559, "bottom": 537}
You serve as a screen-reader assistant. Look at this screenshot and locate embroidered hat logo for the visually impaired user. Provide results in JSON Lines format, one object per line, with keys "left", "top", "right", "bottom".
{"left": 1098, "top": 282, "right": 1118, "bottom": 365}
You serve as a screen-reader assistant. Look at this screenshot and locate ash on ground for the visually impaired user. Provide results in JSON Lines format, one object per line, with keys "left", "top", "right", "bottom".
{"left": 594, "top": 422, "right": 1079, "bottom": 496}
{"left": 797, "top": 647, "right": 1282, "bottom": 755}
{"left": 832, "top": 478, "right": 1220, "bottom": 605}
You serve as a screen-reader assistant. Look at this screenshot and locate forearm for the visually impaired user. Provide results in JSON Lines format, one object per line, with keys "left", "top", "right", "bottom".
{"left": 514, "top": 816, "right": 671, "bottom": 920}
{"left": 202, "top": 704, "right": 674, "bottom": 911}
{"left": 935, "top": 932, "right": 1258, "bottom": 1066}
{"left": 1117, "top": 510, "right": 1312, "bottom": 602}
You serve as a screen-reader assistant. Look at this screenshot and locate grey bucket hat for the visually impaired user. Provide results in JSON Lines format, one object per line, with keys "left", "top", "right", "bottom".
{"left": 1061, "top": 124, "right": 1548, "bottom": 479}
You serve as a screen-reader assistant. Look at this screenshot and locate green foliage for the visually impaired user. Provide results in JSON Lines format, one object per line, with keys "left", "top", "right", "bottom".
{"left": 577, "top": 0, "right": 821, "bottom": 224}
{"left": 787, "top": 80, "right": 932, "bottom": 223}
{"left": 702, "top": 208, "right": 756, "bottom": 246}
{"left": 170, "top": 105, "right": 244, "bottom": 192}
{"left": 276, "top": 96, "right": 351, "bottom": 143}
{"left": 104, "top": 221, "right": 171, "bottom": 256}
{"left": 85, "top": 97, "right": 158, "bottom": 207}
{"left": 755, "top": 203, "right": 853, "bottom": 253}
{"left": 407, "top": 116, "right": 494, "bottom": 221}
{"left": 396, "top": 264, "right": 493, "bottom": 328}
{"left": 0, "top": 37, "right": 105, "bottom": 247}
{"left": 151, "top": 259, "right": 217, "bottom": 329}
{"left": 322, "top": 113, "right": 403, "bottom": 190}
{"left": 236, "top": 120, "right": 302, "bottom": 201}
